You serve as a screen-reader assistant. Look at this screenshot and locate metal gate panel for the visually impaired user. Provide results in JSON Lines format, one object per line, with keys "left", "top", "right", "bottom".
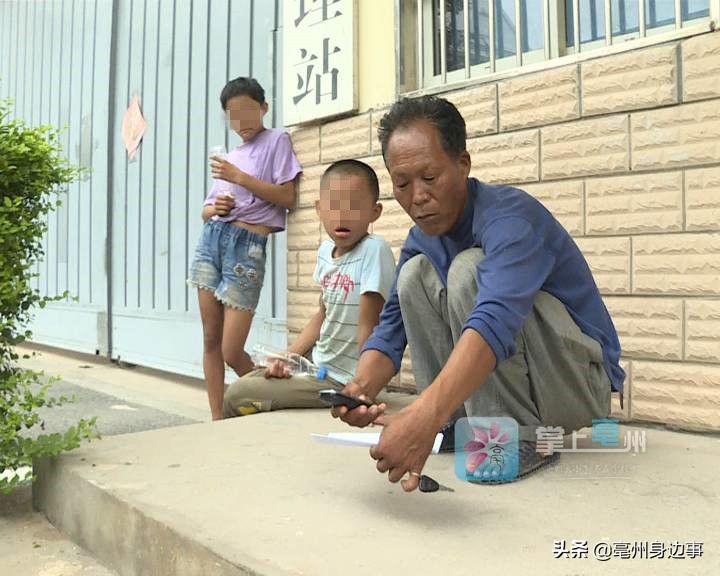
{"left": 0, "top": 0, "right": 113, "bottom": 356}
{"left": 108, "top": 0, "right": 282, "bottom": 378}
{"left": 0, "top": 0, "right": 285, "bottom": 378}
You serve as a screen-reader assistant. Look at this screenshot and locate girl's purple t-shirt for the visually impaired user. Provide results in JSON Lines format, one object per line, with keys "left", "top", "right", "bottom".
{"left": 205, "top": 128, "right": 302, "bottom": 231}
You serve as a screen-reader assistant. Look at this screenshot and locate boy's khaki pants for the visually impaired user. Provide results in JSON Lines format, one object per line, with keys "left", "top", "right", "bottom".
{"left": 223, "top": 369, "right": 412, "bottom": 418}
{"left": 223, "top": 370, "right": 335, "bottom": 418}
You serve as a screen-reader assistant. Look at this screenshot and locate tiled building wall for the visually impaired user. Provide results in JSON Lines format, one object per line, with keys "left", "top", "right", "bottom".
{"left": 287, "top": 32, "right": 720, "bottom": 432}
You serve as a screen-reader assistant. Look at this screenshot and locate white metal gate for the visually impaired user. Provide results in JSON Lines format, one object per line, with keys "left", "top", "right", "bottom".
{"left": 0, "top": 0, "right": 287, "bottom": 379}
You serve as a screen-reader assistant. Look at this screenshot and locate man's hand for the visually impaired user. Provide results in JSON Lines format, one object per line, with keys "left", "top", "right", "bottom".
{"left": 330, "top": 380, "right": 386, "bottom": 428}
{"left": 369, "top": 401, "right": 439, "bottom": 492}
{"left": 330, "top": 350, "right": 396, "bottom": 427}
{"left": 211, "top": 156, "right": 247, "bottom": 186}
{"left": 264, "top": 358, "right": 291, "bottom": 379}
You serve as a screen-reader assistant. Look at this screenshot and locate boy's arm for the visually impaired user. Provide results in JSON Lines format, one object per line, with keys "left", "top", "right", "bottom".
{"left": 357, "top": 292, "right": 385, "bottom": 350}
{"left": 263, "top": 295, "right": 324, "bottom": 379}
{"left": 287, "top": 295, "right": 325, "bottom": 357}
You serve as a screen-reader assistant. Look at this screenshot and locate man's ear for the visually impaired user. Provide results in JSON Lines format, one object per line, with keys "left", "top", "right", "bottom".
{"left": 262, "top": 101, "right": 269, "bottom": 116}
{"left": 371, "top": 202, "right": 383, "bottom": 223}
{"left": 459, "top": 150, "right": 471, "bottom": 179}
{"left": 315, "top": 198, "right": 321, "bottom": 218}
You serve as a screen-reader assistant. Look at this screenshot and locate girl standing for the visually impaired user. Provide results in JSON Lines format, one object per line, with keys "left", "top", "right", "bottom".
{"left": 189, "top": 77, "right": 302, "bottom": 419}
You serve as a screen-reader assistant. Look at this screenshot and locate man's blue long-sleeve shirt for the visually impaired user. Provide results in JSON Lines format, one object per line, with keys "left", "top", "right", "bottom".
{"left": 362, "top": 178, "right": 625, "bottom": 393}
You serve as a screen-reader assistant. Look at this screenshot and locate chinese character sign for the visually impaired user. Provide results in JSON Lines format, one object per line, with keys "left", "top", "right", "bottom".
{"left": 283, "top": 0, "right": 357, "bottom": 125}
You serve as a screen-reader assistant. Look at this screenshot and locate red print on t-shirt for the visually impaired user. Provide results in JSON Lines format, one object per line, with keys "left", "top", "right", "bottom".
{"left": 321, "top": 271, "right": 356, "bottom": 303}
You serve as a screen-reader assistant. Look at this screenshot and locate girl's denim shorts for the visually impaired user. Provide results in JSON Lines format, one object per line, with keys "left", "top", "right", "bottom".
{"left": 188, "top": 220, "right": 268, "bottom": 312}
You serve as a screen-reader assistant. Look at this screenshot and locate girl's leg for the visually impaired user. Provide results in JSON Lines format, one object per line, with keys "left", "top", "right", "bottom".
{"left": 221, "top": 307, "right": 255, "bottom": 378}
{"left": 198, "top": 288, "right": 226, "bottom": 420}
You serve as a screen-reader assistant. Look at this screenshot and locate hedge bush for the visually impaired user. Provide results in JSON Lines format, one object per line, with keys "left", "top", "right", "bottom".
{"left": 0, "top": 99, "right": 96, "bottom": 494}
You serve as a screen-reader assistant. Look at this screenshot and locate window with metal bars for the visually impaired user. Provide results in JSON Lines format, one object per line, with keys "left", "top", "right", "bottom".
{"left": 397, "top": 0, "right": 717, "bottom": 92}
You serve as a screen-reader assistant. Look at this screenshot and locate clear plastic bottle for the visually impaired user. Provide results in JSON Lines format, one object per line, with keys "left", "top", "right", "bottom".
{"left": 208, "top": 144, "right": 226, "bottom": 159}
{"left": 251, "top": 344, "right": 328, "bottom": 381}
{"left": 208, "top": 144, "right": 234, "bottom": 196}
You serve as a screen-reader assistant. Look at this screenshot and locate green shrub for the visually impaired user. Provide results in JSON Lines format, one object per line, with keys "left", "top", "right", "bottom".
{"left": 0, "top": 98, "right": 96, "bottom": 494}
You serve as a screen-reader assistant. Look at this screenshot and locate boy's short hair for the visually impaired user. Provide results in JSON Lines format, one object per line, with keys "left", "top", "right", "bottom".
{"left": 320, "top": 159, "right": 380, "bottom": 202}
{"left": 220, "top": 77, "right": 265, "bottom": 109}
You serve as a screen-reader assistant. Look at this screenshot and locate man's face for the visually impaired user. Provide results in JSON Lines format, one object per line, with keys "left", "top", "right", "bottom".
{"left": 385, "top": 120, "right": 470, "bottom": 236}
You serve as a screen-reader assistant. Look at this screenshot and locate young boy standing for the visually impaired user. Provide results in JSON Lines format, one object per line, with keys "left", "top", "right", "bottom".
{"left": 223, "top": 160, "right": 397, "bottom": 417}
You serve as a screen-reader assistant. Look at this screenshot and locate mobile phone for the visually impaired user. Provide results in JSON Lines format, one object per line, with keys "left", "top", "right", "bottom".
{"left": 318, "top": 389, "right": 373, "bottom": 410}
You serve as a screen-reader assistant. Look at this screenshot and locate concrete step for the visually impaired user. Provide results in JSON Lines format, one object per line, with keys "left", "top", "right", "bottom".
{"left": 1, "top": 483, "right": 118, "bottom": 576}
{"left": 32, "top": 411, "right": 720, "bottom": 576}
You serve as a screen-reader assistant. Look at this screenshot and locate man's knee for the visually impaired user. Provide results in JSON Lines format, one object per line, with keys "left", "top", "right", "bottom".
{"left": 447, "top": 248, "right": 484, "bottom": 294}
{"left": 397, "top": 254, "right": 431, "bottom": 301}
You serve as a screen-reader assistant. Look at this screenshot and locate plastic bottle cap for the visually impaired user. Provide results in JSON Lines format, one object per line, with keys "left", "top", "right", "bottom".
{"left": 316, "top": 365, "right": 328, "bottom": 381}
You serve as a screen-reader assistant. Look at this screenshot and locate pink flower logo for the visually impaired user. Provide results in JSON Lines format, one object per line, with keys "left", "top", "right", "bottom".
{"left": 464, "top": 421, "right": 511, "bottom": 474}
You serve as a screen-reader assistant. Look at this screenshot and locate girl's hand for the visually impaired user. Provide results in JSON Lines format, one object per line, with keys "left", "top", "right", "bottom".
{"left": 211, "top": 156, "right": 247, "bottom": 186}
{"left": 213, "top": 194, "right": 235, "bottom": 216}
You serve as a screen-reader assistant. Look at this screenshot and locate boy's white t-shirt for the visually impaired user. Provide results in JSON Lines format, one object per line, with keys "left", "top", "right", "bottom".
{"left": 312, "top": 234, "right": 396, "bottom": 384}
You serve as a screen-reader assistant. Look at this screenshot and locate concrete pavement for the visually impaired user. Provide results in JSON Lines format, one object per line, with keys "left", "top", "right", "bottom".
{"left": 17, "top": 344, "right": 210, "bottom": 423}
{"left": 1, "top": 484, "right": 116, "bottom": 576}
{"left": 1, "top": 345, "right": 208, "bottom": 576}
{"left": 33, "top": 412, "right": 720, "bottom": 576}
{"left": 11, "top": 345, "right": 720, "bottom": 575}
{"left": 27, "top": 379, "right": 196, "bottom": 438}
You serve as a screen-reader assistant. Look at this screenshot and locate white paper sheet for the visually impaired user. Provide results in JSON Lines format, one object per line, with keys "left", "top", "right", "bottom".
{"left": 311, "top": 432, "right": 444, "bottom": 454}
